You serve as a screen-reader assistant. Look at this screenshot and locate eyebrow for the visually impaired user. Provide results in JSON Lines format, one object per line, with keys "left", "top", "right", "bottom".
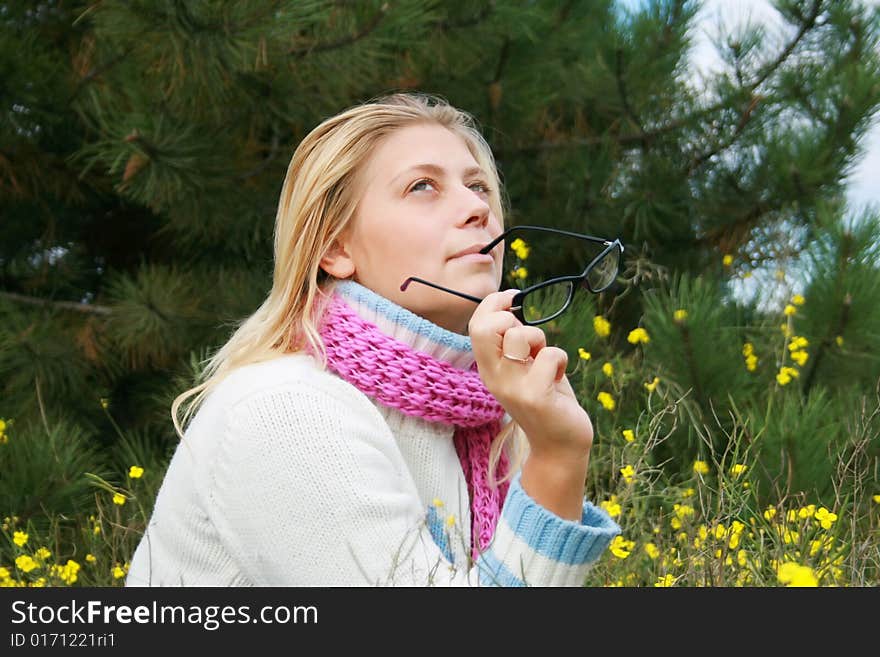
{"left": 391, "top": 163, "right": 487, "bottom": 186}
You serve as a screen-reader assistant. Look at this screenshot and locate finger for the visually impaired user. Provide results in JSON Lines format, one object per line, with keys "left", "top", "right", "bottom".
{"left": 502, "top": 326, "right": 547, "bottom": 361}
{"left": 468, "top": 292, "right": 523, "bottom": 341}
{"left": 471, "top": 289, "right": 520, "bottom": 318}
{"left": 469, "top": 309, "right": 520, "bottom": 345}
{"left": 530, "top": 346, "right": 568, "bottom": 384}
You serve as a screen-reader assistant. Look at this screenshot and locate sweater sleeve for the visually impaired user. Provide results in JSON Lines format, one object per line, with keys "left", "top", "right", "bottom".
{"left": 206, "top": 375, "right": 619, "bottom": 586}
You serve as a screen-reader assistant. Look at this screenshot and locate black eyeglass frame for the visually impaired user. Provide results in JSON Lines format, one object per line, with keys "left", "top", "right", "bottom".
{"left": 399, "top": 225, "right": 624, "bottom": 326}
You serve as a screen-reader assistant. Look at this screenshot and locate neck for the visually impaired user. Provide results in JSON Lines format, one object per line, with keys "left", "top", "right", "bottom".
{"left": 331, "top": 279, "right": 477, "bottom": 370}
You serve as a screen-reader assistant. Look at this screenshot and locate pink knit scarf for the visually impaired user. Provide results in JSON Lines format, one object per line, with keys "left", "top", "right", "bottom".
{"left": 316, "top": 293, "right": 510, "bottom": 559}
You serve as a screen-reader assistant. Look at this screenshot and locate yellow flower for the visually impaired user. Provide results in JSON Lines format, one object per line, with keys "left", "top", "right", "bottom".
{"left": 510, "top": 238, "right": 530, "bottom": 260}
{"left": 100, "top": 398, "right": 109, "bottom": 410}
{"left": 682, "top": 487, "right": 695, "bottom": 498}
{"left": 730, "top": 463, "right": 748, "bottom": 477}
{"left": 0, "top": 567, "right": 9, "bottom": 579}
{"left": 432, "top": 498, "right": 444, "bottom": 508}
{"left": 619, "top": 465, "right": 635, "bottom": 485}
{"left": 673, "top": 503, "right": 695, "bottom": 520}
{"left": 85, "top": 554, "right": 96, "bottom": 564}
{"left": 112, "top": 564, "right": 128, "bottom": 580}
{"left": 15, "top": 555, "right": 38, "bottom": 573}
{"left": 737, "top": 550, "right": 749, "bottom": 567}
{"left": 644, "top": 376, "right": 659, "bottom": 393}
{"left": 13, "top": 531, "right": 28, "bottom": 547}
{"left": 742, "top": 343, "right": 754, "bottom": 357}
{"left": 128, "top": 465, "right": 144, "bottom": 479}
{"left": 693, "top": 460, "right": 710, "bottom": 475}
{"left": 593, "top": 315, "right": 611, "bottom": 337}
{"left": 511, "top": 266, "right": 528, "bottom": 280}
{"left": 835, "top": 336, "right": 844, "bottom": 347}
{"left": 602, "top": 362, "right": 614, "bottom": 377}
{"left": 446, "top": 514, "right": 455, "bottom": 528}
{"left": 34, "top": 547, "right": 51, "bottom": 561}
{"left": 644, "top": 542, "right": 660, "bottom": 559}
{"left": 776, "top": 366, "right": 800, "bottom": 386}
{"left": 814, "top": 507, "right": 837, "bottom": 530}
{"left": 798, "top": 504, "right": 816, "bottom": 520}
{"left": 745, "top": 354, "right": 758, "bottom": 371}
{"left": 600, "top": 495, "right": 621, "bottom": 518}
{"left": 777, "top": 562, "right": 818, "bottom": 587}
{"left": 654, "top": 574, "right": 676, "bottom": 587}
{"left": 622, "top": 429, "right": 635, "bottom": 443}
{"left": 673, "top": 309, "right": 688, "bottom": 322}
{"left": 578, "top": 348, "right": 591, "bottom": 361}
{"left": 783, "top": 304, "right": 796, "bottom": 316}
{"left": 789, "top": 335, "right": 808, "bottom": 348}
{"left": 57, "top": 560, "right": 80, "bottom": 585}
{"left": 597, "top": 391, "right": 616, "bottom": 411}
{"left": 791, "top": 350, "right": 808, "bottom": 366}
{"left": 627, "top": 327, "right": 650, "bottom": 344}
{"left": 780, "top": 323, "right": 792, "bottom": 337}
{"left": 93, "top": 524, "right": 101, "bottom": 536}
{"left": 609, "top": 535, "right": 635, "bottom": 559}
{"left": 112, "top": 493, "right": 126, "bottom": 506}
{"left": 792, "top": 294, "right": 805, "bottom": 306}
{"left": 873, "top": 495, "right": 880, "bottom": 504}
{"left": 723, "top": 254, "right": 733, "bottom": 267}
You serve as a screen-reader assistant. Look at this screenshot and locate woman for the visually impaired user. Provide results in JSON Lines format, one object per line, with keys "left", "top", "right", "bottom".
{"left": 126, "top": 93, "right": 620, "bottom": 586}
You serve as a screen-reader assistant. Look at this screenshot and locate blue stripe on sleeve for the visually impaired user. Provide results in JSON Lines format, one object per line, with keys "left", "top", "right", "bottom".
{"left": 476, "top": 550, "right": 526, "bottom": 587}
{"left": 500, "top": 472, "right": 621, "bottom": 565}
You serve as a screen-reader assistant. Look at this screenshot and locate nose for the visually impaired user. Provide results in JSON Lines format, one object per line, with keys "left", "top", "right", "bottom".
{"left": 456, "top": 185, "right": 491, "bottom": 230}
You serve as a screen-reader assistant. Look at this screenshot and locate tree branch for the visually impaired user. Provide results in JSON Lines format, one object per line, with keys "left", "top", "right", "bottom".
{"left": 0, "top": 291, "right": 111, "bottom": 316}
{"left": 288, "top": 4, "right": 389, "bottom": 57}
{"left": 749, "top": 0, "right": 822, "bottom": 93}
{"left": 615, "top": 47, "right": 646, "bottom": 141}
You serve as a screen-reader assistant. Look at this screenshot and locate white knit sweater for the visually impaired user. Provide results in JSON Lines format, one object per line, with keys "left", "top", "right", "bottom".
{"left": 126, "top": 281, "right": 620, "bottom": 586}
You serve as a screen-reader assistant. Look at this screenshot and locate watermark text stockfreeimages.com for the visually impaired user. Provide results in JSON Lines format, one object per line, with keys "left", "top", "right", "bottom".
{"left": 10, "top": 598, "right": 317, "bottom": 632}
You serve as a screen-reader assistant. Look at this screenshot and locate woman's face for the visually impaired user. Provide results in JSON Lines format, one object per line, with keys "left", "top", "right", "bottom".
{"left": 323, "top": 123, "right": 505, "bottom": 334}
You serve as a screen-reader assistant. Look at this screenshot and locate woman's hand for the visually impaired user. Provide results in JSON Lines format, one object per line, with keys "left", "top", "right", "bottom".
{"left": 468, "top": 289, "right": 594, "bottom": 466}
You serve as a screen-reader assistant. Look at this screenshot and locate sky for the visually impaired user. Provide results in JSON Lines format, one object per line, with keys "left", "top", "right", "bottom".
{"left": 622, "top": 0, "right": 879, "bottom": 211}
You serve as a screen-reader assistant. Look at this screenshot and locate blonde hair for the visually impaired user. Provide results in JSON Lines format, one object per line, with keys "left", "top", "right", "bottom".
{"left": 172, "top": 92, "right": 526, "bottom": 484}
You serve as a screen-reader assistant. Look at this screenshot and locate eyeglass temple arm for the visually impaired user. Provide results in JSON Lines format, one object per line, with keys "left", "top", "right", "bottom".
{"left": 400, "top": 276, "right": 484, "bottom": 304}
{"left": 479, "top": 225, "right": 618, "bottom": 254}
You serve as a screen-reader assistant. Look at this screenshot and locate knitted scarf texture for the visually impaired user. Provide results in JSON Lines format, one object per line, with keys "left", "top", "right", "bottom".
{"left": 317, "top": 292, "right": 510, "bottom": 559}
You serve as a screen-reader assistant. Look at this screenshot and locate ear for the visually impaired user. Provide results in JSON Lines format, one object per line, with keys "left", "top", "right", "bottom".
{"left": 319, "top": 238, "right": 356, "bottom": 279}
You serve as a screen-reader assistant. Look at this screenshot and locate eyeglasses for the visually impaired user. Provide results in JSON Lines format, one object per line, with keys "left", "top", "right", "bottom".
{"left": 400, "top": 225, "right": 624, "bottom": 326}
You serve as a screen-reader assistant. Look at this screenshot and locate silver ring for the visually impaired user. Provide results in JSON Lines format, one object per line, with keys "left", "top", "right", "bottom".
{"left": 502, "top": 353, "right": 531, "bottom": 364}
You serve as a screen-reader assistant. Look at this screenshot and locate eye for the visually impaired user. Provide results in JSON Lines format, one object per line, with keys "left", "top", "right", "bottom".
{"left": 469, "top": 181, "right": 492, "bottom": 195}
{"left": 409, "top": 178, "right": 437, "bottom": 193}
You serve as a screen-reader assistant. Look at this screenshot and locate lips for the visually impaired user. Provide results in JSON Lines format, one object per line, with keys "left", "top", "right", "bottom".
{"left": 449, "top": 243, "right": 491, "bottom": 260}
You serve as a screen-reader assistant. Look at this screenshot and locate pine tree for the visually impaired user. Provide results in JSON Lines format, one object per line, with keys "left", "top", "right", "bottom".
{"left": 2, "top": 0, "right": 879, "bottom": 533}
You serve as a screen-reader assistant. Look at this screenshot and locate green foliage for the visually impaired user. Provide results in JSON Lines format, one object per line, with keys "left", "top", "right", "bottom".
{"left": 1, "top": 0, "right": 879, "bottom": 586}
{"left": 0, "top": 417, "right": 108, "bottom": 525}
